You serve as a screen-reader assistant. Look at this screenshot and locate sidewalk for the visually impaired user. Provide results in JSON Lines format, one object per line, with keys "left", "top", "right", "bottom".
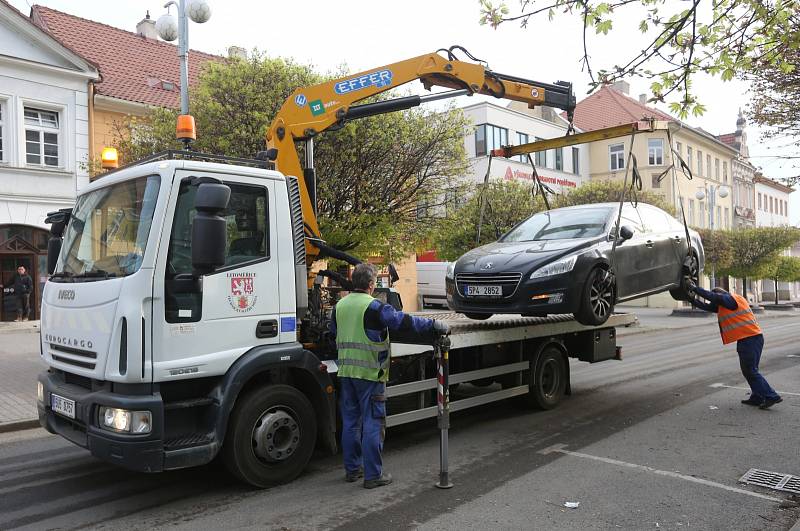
{"left": 615, "top": 305, "right": 798, "bottom": 336}
{"left": 0, "top": 322, "right": 44, "bottom": 432}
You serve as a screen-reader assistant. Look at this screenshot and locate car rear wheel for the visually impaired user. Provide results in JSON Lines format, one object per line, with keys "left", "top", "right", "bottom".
{"left": 574, "top": 267, "right": 615, "bottom": 326}
{"left": 670, "top": 253, "right": 699, "bottom": 302}
{"left": 463, "top": 312, "right": 492, "bottom": 320}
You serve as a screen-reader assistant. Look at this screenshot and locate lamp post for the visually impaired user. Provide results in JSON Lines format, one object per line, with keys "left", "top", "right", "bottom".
{"left": 156, "top": 0, "right": 212, "bottom": 115}
{"left": 695, "top": 183, "right": 729, "bottom": 287}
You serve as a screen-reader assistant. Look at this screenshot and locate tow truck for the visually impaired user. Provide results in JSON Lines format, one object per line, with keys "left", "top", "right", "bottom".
{"left": 37, "top": 48, "right": 636, "bottom": 487}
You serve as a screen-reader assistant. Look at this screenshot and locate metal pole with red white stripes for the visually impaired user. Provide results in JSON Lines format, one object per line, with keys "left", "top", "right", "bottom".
{"left": 435, "top": 335, "right": 453, "bottom": 489}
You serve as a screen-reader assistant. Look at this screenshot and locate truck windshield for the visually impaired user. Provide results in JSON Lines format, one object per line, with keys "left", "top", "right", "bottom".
{"left": 501, "top": 207, "right": 613, "bottom": 242}
{"left": 56, "top": 175, "right": 161, "bottom": 279}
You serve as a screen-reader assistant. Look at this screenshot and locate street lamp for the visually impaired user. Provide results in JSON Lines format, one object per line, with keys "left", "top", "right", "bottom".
{"left": 156, "top": 0, "right": 212, "bottom": 116}
{"left": 695, "top": 183, "right": 729, "bottom": 287}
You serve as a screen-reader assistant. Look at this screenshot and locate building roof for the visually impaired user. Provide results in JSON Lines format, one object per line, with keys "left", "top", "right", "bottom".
{"left": 31, "top": 5, "right": 219, "bottom": 108}
{"left": 754, "top": 175, "right": 794, "bottom": 194}
{"left": 717, "top": 133, "right": 737, "bottom": 147}
{"left": 570, "top": 85, "right": 673, "bottom": 131}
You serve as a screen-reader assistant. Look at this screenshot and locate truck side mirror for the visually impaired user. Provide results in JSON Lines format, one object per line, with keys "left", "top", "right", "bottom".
{"left": 619, "top": 225, "right": 634, "bottom": 241}
{"left": 44, "top": 208, "right": 71, "bottom": 275}
{"left": 388, "top": 263, "right": 400, "bottom": 284}
{"left": 192, "top": 183, "right": 231, "bottom": 275}
{"left": 47, "top": 238, "right": 62, "bottom": 275}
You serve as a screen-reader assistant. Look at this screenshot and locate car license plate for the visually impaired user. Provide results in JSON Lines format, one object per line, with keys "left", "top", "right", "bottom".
{"left": 465, "top": 285, "right": 502, "bottom": 297}
{"left": 51, "top": 393, "right": 75, "bottom": 419}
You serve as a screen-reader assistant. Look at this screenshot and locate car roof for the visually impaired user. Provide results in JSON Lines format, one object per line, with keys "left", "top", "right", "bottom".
{"left": 547, "top": 202, "right": 659, "bottom": 212}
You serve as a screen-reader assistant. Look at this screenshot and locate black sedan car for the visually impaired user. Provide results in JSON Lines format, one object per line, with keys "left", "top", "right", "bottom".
{"left": 446, "top": 202, "right": 704, "bottom": 325}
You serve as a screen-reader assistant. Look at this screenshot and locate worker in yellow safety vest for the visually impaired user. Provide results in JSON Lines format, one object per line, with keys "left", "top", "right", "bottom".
{"left": 330, "top": 263, "right": 449, "bottom": 488}
{"left": 687, "top": 280, "right": 782, "bottom": 409}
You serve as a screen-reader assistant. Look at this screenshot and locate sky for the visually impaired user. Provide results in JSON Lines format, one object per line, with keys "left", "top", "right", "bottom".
{"left": 9, "top": 0, "right": 798, "bottom": 224}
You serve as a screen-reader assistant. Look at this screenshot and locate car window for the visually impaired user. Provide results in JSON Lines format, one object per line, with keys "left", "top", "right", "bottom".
{"left": 618, "top": 205, "right": 644, "bottom": 233}
{"left": 502, "top": 207, "right": 613, "bottom": 242}
{"left": 639, "top": 206, "right": 671, "bottom": 233}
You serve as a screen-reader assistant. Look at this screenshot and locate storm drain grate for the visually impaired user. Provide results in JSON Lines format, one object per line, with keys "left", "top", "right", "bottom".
{"left": 739, "top": 468, "right": 800, "bottom": 494}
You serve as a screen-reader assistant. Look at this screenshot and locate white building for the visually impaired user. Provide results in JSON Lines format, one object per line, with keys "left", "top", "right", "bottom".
{"left": 460, "top": 101, "right": 588, "bottom": 193}
{"left": 0, "top": 1, "right": 98, "bottom": 320}
{"left": 753, "top": 174, "right": 795, "bottom": 302}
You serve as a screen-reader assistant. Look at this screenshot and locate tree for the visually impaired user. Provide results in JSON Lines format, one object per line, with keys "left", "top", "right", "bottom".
{"left": 479, "top": 0, "right": 800, "bottom": 118}
{"left": 696, "top": 228, "right": 733, "bottom": 273}
{"left": 428, "top": 179, "right": 546, "bottom": 261}
{"left": 553, "top": 179, "right": 675, "bottom": 215}
{"left": 748, "top": 20, "right": 800, "bottom": 183}
{"left": 764, "top": 255, "right": 800, "bottom": 304}
{"left": 110, "top": 52, "right": 470, "bottom": 259}
{"left": 716, "top": 226, "right": 800, "bottom": 298}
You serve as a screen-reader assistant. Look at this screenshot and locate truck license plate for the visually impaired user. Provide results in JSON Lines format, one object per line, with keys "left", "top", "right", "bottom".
{"left": 465, "top": 285, "right": 502, "bottom": 297}
{"left": 51, "top": 393, "right": 75, "bottom": 419}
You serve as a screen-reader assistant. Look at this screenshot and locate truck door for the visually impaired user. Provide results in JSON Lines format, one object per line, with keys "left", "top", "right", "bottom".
{"left": 151, "top": 171, "right": 281, "bottom": 381}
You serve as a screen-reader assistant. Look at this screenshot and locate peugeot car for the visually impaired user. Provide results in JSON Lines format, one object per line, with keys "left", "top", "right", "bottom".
{"left": 446, "top": 202, "right": 704, "bottom": 325}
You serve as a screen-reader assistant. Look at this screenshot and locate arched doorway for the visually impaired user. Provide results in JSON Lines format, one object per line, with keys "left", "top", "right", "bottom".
{"left": 0, "top": 225, "right": 49, "bottom": 321}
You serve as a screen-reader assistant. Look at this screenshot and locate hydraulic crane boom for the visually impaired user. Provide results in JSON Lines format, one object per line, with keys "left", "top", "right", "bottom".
{"left": 265, "top": 48, "right": 576, "bottom": 264}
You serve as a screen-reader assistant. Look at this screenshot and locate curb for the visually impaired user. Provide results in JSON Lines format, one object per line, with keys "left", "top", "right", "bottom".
{"left": 791, "top": 518, "right": 800, "bottom": 531}
{"left": 0, "top": 419, "right": 40, "bottom": 434}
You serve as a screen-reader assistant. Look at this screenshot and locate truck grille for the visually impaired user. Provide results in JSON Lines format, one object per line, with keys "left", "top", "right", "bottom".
{"left": 456, "top": 272, "right": 522, "bottom": 298}
{"left": 50, "top": 343, "right": 97, "bottom": 370}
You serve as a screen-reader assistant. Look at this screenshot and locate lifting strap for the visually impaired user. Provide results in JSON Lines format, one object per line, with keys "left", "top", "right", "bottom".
{"left": 476, "top": 153, "right": 494, "bottom": 245}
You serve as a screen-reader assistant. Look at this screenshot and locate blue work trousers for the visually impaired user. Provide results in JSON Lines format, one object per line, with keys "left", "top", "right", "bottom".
{"left": 737, "top": 334, "right": 780, "bottom": 402}
{"left": 339, "top": 377, "right": 387, "bottom": 481}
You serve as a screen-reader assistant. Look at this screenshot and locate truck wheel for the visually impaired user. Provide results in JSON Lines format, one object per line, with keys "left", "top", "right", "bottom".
{"left": 523, "top": 346, "right": 567, "bottom": 410}
{"left": 223, "top": 384, "right": 317, "bottom": 488}
{"left": 574, "top": 267, "right": 615, "bottom": 326}
{"left": 463, "top": 312, "right": 492, "bottom": 320}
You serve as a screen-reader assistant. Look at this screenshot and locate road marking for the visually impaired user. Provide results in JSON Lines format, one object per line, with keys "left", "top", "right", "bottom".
{"left": 788, "top": 354, "right": 799, "bottom": 358}
{"left": 710, "top": 383, "right": 800, "bottom": 397}
{"left": 538, "top": 443, "right": 783, "bottom": 503}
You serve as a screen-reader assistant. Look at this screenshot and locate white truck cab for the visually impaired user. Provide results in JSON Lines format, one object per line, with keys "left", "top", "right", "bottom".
{"left": 38, "top": 153, "right": 334, "bottom": 483}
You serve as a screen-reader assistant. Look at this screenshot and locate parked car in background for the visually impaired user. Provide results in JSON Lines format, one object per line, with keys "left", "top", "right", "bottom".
{"left": 417, "top": 261, "right": 451, "bottom": 309}
{"left": 446, "top": 203, "right": 704, "bottom": 325}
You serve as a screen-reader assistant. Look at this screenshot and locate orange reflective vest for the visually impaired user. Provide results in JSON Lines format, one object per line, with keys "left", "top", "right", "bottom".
{"left": 717, "top": 293, "right": 762, "bottom": 344}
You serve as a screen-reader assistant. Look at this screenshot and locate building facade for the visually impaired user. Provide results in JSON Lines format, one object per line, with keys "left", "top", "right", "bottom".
{"left": 461, "top": 101, "right": 588, "bottom": 192}
{"left": 718, "top": 111, "right": 756, "bottom": 229}
{"left": 0, "top": 0, "right": 98, "bottom": 320}
{"left": 753, "top": 175, "right": 795, "bottom": 302}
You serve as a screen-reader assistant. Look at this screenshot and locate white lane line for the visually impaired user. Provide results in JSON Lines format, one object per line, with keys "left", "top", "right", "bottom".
{"left": 710, "top": 383, "right": 800, "bottom": 397}
{"left": 539, "top": 443, "right": 783, "bottom": 503}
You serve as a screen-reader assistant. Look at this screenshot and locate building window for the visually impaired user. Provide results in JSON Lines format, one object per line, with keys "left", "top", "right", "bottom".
{"left": 0, "top": 102, "right": 5, "bottom": 161}
{"left": 651, "top": 174, "right": 661, "bottom": 188}
{"left": 687, "top": 146, "right": 693, "bottom": 172}
{"left": 534, "top": 137, "right": 546, "bottom": 167}
{"left": 769, "top": 196, "right": 773, "bottom": 213}
{"left": 24, "top": 107, "right": 60, "bottom": 167}
{"left": 715, "top": 158, "right": 720, "bottom": 180}
{"left": 648, "top": 138, "right": 663, "bottom": 165}
{"left": 555, "top": 147, "right": 563, "bottom": 171}
{"left": 716, "top": 206, "right": 721, "bottom": 229}
{"left": 722, "top": 161, "right": 728, "bottom": 183}
{"left": 609, "top": 143, "right": 625, "bottom": 170}
{"left": 724, "top": 207, "right": 729, "bottom": 228}
{"left": 515, "top": 132, "right": 529, "bottom": 163}
{"left": 707, "top": 154, "right": 711, "bottom": 178}
{"left": 572, "top": 147, "right": 579, "bottom": 175}
{"left": 675, "top": 142, "right": 682, "bottom": 157}
{"left": 474, "top": 124, "right": 508, "bottom": 157}
{"left": 696, "top": 150, "right": 703, "bottom": 176}
{"left": 688, "top": 199, "right": 695, "bottom": 226}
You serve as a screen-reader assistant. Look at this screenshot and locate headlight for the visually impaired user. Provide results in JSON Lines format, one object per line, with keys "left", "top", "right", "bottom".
{"left": 530, "top": 255, "right": 578, "bottom": 279}
{"left": 37, "top": 381, "right": 44, "bottom": 403}
{"left": 98, "top": 407, "right": 152, "bottom": 434}
{"left": 445, "top": 262, "right": 455, "bottom": 280}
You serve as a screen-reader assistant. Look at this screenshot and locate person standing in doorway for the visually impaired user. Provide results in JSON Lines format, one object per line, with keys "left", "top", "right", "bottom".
{"left": 12, "top": 265, "right": 33, "bottom": 322}
{"left": 687, "top": 281, "right": 782, "bottom": 409}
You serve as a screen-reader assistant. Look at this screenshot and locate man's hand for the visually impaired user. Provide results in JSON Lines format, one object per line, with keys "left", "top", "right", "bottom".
{"left": 433, "top": 320, "right": 450, "bottom": 336}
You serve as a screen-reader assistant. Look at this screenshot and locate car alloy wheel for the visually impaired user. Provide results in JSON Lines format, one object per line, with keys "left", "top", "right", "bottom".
{"left": 590, "top": 270, "right": 614, "bottom": 319}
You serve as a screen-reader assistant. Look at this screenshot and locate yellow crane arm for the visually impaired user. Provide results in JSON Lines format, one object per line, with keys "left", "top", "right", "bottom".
{"left": 265, "top": 49, "right": 576, "bottom": 263}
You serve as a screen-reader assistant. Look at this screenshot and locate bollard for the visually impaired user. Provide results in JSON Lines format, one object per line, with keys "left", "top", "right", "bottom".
{"left": 435, "top": 336, "right": 453, "bottom": 489}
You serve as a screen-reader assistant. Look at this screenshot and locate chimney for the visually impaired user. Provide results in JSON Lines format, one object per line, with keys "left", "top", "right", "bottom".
{"left": 136, "top": 11, "right": 157, "bottom": 39}
{"left": 610, "top": 80, "right": 630, "bottom": 95}
{"left": 639, "top": 93, "right": 647, "bottom": 104}
{"left": 228, "top": 46, "right": 248, "bottom": 60}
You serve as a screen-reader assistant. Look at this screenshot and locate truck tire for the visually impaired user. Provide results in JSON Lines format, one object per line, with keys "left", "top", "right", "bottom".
{"left": 463, "top": 312, "right": 492, "bottom": 320}
{"left": 223, "top": 384, "right": 317, "bottom": 488}
{"left": 523, "top": 346, "right": 567, "bottom": 410}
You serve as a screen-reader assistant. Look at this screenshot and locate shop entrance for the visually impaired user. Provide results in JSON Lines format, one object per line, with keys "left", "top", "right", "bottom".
{"left": 0, "top": 226, "right": 49, "bottom": 321}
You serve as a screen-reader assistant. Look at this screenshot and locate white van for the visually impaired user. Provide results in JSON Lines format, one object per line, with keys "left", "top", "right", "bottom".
{"left": 416, "top": 261, "right": 451, "bottom": 309}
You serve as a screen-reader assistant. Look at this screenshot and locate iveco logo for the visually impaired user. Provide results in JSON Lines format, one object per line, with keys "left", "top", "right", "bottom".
{"left": 481, "top": 262, "right": 494, "bottom": 270}
{"left": 58, "top": 290, "right": 75, "bottom": 301}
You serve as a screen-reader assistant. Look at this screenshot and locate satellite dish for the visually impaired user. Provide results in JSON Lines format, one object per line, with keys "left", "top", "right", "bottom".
{"left": 187, "top": 0, "right": 212, "bottom": 23}
{"left": 155, "top": 14, "right": 178, "bottom": 41}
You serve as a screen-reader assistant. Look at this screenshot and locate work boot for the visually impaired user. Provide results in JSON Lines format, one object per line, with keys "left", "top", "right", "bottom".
{"left": 741, "top": 398, "right": 762, "bottom": 406}
{"left": 759, "top": 397, "right": 782, "bottom": 410}
{"left": 345, "top": 467, "right": 364, "bottom": 483}
{"left": 22, "top": 317, "right": 28, "bottom": 322}
{"left": 363, "top": 472, "right": 393, "bottom": 489}
{"left": 14, "top": 317, "right": 21, "bottom": 322}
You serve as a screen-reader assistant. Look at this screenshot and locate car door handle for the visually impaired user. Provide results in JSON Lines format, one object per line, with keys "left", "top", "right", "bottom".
{"left": 645, "top": 240, "right": 655, "bottom": 248}
{"left": 256, "top": 319, "right": 278, "bottom": 338}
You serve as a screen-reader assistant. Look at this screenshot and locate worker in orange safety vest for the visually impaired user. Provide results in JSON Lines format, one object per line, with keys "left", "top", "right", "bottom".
{"left": 686, "top": 280, "right": 782, "bottom": 409}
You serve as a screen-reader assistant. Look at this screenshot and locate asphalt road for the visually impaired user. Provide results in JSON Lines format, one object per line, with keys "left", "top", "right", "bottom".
{"left": 1, "top": 318, "right": 799, "bottom": 530}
